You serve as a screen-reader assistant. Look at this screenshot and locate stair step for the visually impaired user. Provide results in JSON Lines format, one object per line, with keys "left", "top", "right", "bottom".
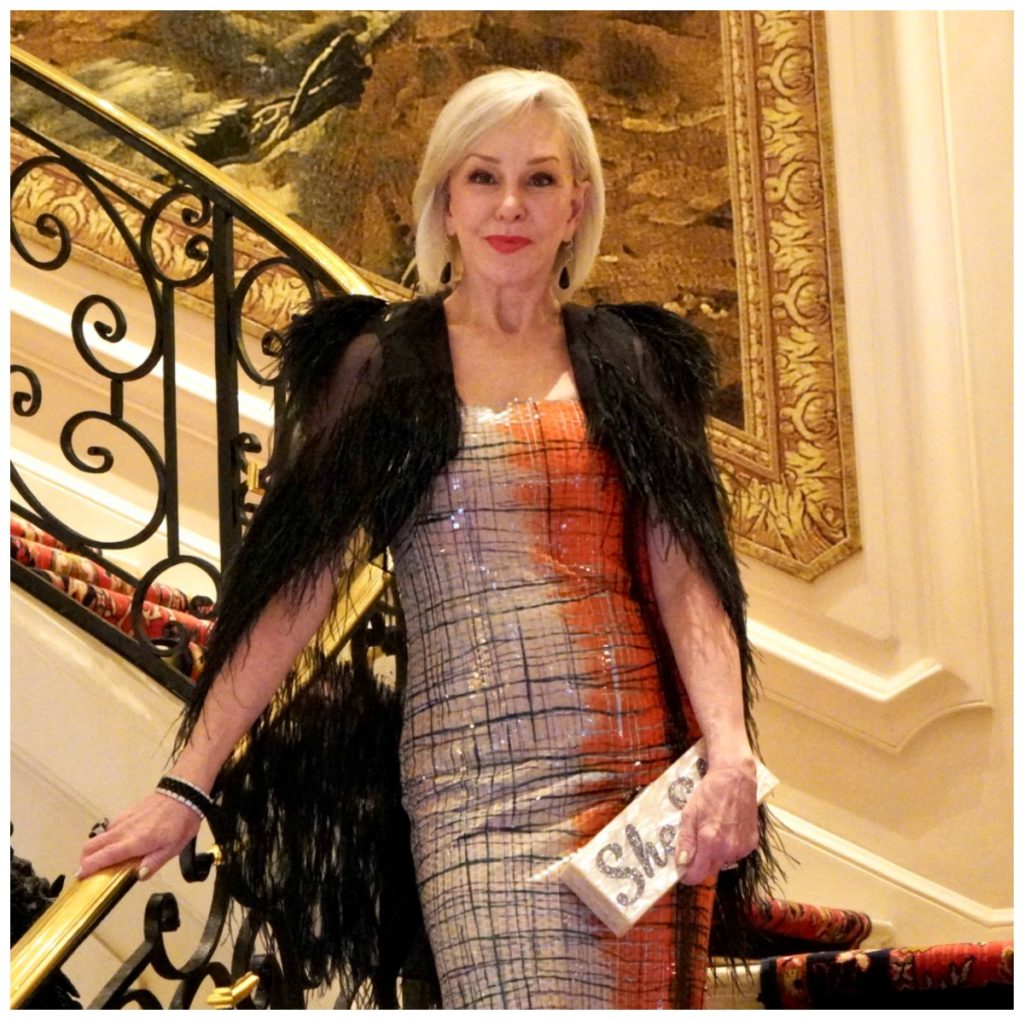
{"left": 707, "top": 963, "right": 762, "bottom": 1009}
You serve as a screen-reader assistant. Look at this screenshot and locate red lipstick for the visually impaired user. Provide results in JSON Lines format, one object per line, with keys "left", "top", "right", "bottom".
{"left": 485, "top": 236, "right": 531, "bottom": 253}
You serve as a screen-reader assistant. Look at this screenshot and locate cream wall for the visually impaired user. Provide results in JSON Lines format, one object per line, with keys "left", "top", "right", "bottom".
{"left": 751, "top": 10, "right": 1012, "bottom": 935}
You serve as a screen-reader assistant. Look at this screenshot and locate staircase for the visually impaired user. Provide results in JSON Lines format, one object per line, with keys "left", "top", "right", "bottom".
{"left": 10, "top": 43, "right": 1013, "bottom": 1010}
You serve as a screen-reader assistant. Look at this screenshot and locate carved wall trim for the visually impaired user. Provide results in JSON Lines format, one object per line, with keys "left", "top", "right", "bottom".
{"left": 770, "top": 805, "right": 1015, "bottom": 937}
{"left": 750, "top": 621, "right": 987, "bottom": 753}
{"left": 719, "top": 11, "right": 858, "bottom": 580}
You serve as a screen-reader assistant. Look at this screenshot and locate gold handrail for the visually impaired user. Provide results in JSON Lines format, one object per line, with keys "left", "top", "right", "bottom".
{"left": 10, "top": 48, "right": 396, "bottom": 1006}
{"left": 10, "top": 44, "right": 377, "bottom": 299}
{"left": 11, "top": 862, "right": 138, "bottom": 1009}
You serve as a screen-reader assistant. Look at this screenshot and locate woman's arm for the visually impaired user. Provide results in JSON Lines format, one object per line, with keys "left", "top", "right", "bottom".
{"left": 79, "top": 307, "right": 387, "bottom": 882}
{"left": 645, "top": 518, "right": 759, "bottom": 885}
{"left": 77, "top": 564, "right": 341, "bottom": 880}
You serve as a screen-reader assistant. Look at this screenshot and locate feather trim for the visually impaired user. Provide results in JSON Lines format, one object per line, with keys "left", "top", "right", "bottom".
{"left": 175, "top": 294, "right": 453, "bottom": 1003}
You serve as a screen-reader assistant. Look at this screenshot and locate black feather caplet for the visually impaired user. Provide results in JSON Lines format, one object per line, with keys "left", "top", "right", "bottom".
{"left": 176, "top": 292, "right": 777, "bottom": 1004}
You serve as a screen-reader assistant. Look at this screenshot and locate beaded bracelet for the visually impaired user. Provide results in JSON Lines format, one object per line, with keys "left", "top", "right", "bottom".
{"left": 156, "top": 775, "right": 215, "bottom": 822}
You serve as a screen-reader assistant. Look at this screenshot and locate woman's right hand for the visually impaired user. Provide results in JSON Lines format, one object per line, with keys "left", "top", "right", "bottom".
{"left": 77, "top": 792, "right": 202, "bottom": 882}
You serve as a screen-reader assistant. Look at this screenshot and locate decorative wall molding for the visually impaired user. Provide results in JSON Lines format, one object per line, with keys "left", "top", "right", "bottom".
{"left": 743, "top": 11, "right": 1002, "bottom": 750}
{"left": 719, "top": 11, "right": 858, "bottom": 580}
{"left": 752, "top": 621, "right": 987, "bottom": 753}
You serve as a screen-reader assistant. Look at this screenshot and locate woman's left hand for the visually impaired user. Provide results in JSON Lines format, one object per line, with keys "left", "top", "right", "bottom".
{"left": 675, "top": 760, "right": 760, "bottom": 885}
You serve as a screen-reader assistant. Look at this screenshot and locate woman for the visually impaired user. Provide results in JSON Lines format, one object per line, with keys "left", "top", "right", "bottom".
{"left": 79, "top": 69, "right": 769, "bottom": 1009}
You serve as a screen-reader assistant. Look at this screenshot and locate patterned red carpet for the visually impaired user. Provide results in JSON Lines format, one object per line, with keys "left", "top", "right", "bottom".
{"left": 759, "top": 940, "right": 1013, "bottom": 1009}
{"left": 721, "top": 898, "right": 873, "bottom": 958}
{"left": 11, "top": 514, "right": 210, "bottom": 679}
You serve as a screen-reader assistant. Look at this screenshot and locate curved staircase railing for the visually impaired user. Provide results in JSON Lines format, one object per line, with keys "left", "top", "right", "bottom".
{"left": 12, "top": 555, "right": 400, "bottom": 1008}
{"left": 11, "top": 43, "right": 385, "bottom": 695}
{"left": 12, "top": 861, "right": 139, "bottom": 1009}
{"left": 10, "top": 45, "right": 402, "bottom": 1007}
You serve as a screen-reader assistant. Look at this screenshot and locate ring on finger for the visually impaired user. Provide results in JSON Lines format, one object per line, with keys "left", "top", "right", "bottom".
{"left": 88, "top": 818, "right": 111, "bottom": 838}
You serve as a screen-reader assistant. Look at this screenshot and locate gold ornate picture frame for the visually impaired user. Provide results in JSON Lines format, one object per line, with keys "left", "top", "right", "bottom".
{"left": 718, "top": 11, "right": 857, "bottom": 579}
{"left": 11, "top": 11, "right": 857, "bottom": 581}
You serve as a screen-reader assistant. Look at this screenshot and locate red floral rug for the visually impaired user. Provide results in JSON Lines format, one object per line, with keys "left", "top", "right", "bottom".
{"left": 711, "top": 898, "right": 873, "bottom": 959}
{"left": 759, "top": 940, "right": 1013, "bottom": 1009}
{"left": 11, "top": 514, "right": 211, "bottom": 680}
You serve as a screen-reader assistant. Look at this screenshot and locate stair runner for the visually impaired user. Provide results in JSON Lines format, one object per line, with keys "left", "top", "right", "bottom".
{"left": 10, "top": 514, "right": 1013, "bottom": 1007}
{"left": 10, "top": 513, "right": 211, "bottom": 680}
{"left": 758, "top": 940, "right": 1013, "bottom": 1009}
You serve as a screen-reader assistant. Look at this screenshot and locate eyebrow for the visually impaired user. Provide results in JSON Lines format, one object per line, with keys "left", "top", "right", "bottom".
{"left": 464, "top": 153, "right": 561, "bottom": 165}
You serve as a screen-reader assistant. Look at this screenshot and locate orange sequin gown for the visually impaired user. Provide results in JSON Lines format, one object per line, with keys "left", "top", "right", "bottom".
{"left": 392, "top": 399, "right": 714, "bottom": 1008}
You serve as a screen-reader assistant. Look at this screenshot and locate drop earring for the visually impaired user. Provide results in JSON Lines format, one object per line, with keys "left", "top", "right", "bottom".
{"left": 440, "top": 231, "right": 454, "bottom": 286}
{"left": 559, "top": 237, "right": 575, "bottom": 290}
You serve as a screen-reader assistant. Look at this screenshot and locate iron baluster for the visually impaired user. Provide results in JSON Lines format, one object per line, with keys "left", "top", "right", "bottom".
{"left": 10, "top": 45, "right": 396, "bottom": 1005}
{"left": 211, "top": 205, "right": 243, "bottom": 566}
{"left": 159, "top": 282, "right": 181, "bottom": 563}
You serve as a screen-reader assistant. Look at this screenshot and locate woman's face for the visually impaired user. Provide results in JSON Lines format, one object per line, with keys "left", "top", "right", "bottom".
{"left": 444, "top": 107, "right": 589, "bottom": 292}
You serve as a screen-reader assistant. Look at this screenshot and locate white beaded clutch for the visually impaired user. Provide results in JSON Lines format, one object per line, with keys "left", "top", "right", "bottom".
{"left": 558, "top": 738, "right": 778, "bottom": 936}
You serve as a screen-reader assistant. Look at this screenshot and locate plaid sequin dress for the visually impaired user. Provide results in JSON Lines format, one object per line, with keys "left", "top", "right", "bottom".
{"left": 391, "top": 398, "right": 715, "bottom": 1009}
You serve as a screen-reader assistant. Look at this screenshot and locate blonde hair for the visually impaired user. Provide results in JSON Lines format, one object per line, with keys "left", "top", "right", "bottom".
{"left": 412, "top": 69, "right": 605, "bottom": 298}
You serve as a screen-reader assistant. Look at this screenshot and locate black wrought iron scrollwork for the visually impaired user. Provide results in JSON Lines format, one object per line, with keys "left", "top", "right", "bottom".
{"left": 91, "top": 882, "right": 237, "bottom": 1010}
{"left": 52, "top": 411, "right": 167, "bottom": 549}
{"left": 68, "top": 293, "right": 164, "bottom": 382}
{"left": 233, "top": 256, "right": 320, "bottom": 385}
{"left": 10, "top": 155, "right": 74, "bottom": 270}
{"left": 261, "top": 328, "right": 284, "bottom": 360}
{"left": 130, "top": 555, "right": 220, "bottom": 661}
{"left": 82, "top": 599, "right": 402, "bottom": 1008}
{"left": 140, "top": 186, "right": 215, "bottom": 288}
{"left": 227, "top": 912, "right": 306, "bottom": 1008}
{"left": 12, "top": 121, "right": 164, "bottom": 322}
{"left": 90, "top": 797, "right": 250, "bottom": 1008}
{"left": 73, "top": 292, "right": 127, "bottom": 346}
{"left": 11, "top": 365, "right": 42, "bottom": 417}
{"left": 11, "top": 122, "right": 178, "bottom": 573}
{"left": 233, "top": 431, "right": 263, "bottom": 470}
{"left": 60, "top": 420, "right": 114, "bottom": 476}
{"left": 11, "top": 53, "right": 363, "bottom": 699}
{"left": 11, "top": 44, "right": 403, "bottom": 1011}
{"left": 112, "top": 988, "right": 164, "bottom": 1009}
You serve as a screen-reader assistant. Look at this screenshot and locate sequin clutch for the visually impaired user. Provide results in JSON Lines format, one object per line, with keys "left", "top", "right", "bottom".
{"left": 559, "top": 738, "right": 778, "bottom": 936}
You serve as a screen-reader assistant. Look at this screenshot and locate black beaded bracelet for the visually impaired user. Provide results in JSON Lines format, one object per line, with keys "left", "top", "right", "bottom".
{"left": 156, "top": 775, "right": 215, "bottom": 821}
